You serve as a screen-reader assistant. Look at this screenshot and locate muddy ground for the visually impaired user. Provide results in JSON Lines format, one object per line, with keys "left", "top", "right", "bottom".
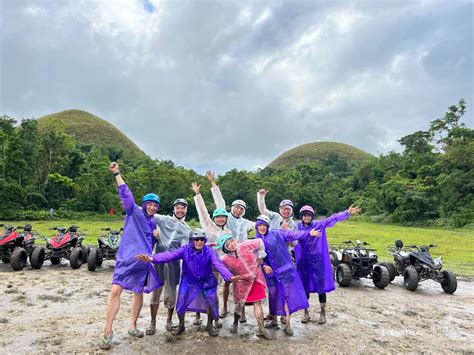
{"left": 0, "top": 260, "right": 473, "bottom": 354}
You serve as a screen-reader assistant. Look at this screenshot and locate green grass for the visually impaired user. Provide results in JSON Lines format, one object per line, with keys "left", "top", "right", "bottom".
{"left": 325, "top": 221, "right": 474, "bottom": 277}
{"left": 3, "top": 219, "right": 473, "bottom": 276}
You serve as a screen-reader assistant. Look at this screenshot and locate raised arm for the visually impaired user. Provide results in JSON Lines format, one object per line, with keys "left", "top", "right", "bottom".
{"left": 257, "top": 189, "right": 271, "bottom": 215}
{"left": 192, "top": 182, "right": 215, "bottom": 233}
{"left": 110, "top": 162, "right": 135, "bottom": 214}
{"left": 318, "top": 205, "right": 360, "bottom": 229}
{"left": 208, "top": 171, "right": 226, "bottom": 209}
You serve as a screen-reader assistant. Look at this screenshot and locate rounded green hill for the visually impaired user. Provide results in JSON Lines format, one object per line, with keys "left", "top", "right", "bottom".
{"left": 36, "top": 109, "right": 147, "bottom": 160}
{"left": 268, "top": 141, "right": 371, "bottom": 169}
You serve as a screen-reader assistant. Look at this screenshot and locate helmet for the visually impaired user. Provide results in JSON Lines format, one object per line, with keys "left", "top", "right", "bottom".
{"left": 173, "top": 198, "right": 188, "bottom": 207}
{"left": 214, "top": 234, "right": 234, "bottom": 251}
{"left": 279, "top": 199, "right": 294, "bottom": 209}
{"left": 142, "top": 193, "right": 161, "bottom": 205}
{"left": 212, "top": 208, "right": 229, "bottom": 219}
{"left": 256, "top": 215, "right": 271, "bottom": 226}
{"left": 299, "top": 205, "right": 315, "bottom": 217}
{"left": 190, "top": 228, "right": 204, "bottom": 238}
{"left": 231, "top": 200, "right": 247, "bottom": 209}
{"left": 69, "top": 224, "right": 78, "bottom": 233}
{"left": 23, "top": 224, "right": 32, "bottom": 232}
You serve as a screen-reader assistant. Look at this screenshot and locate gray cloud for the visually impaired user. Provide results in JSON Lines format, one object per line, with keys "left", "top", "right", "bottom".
{"left": 1, "top": 0, "right": 472, "bottom": 174}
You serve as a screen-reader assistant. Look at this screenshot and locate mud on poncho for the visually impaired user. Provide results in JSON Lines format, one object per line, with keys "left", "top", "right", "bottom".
{"left": 112, "top": 184, "right": 162, "bottom": 293}
{"left": 220, "top": 239, "right": 267, "bottom": 314}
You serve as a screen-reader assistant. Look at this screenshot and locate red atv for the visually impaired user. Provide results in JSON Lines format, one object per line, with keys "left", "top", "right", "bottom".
{"left": 31, "top": 225, "right": 89, "bottom": 269}
{"left": 0, "top": 224, "right": 38, "bottom": 271}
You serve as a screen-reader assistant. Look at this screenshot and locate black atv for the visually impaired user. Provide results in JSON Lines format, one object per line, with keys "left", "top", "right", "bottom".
{"left": 0, "top": 224, "right": 39, "bottom": 271}
{"left": 382, "top": 240, "right": 457, "bottom": 294}
{"left": 87, "top": 227, "right": 123, "bottom": 271}
{"left": 330, "top": 240, "right": 390, "bottom": 289}
{"left": 31, "top": 225, "right": 89, "bottom": 269}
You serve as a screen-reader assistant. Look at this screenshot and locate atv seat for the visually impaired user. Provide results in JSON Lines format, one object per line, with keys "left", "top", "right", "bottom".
{"left": 399, "top": 251, "right": 410, "bottom": 258}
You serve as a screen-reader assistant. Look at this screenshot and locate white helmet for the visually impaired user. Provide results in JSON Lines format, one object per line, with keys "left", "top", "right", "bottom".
{"left": 256, "top": 215, "right": 271, "bottom": 225}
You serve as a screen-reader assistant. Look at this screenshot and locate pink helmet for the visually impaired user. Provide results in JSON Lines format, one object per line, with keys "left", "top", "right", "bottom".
{"left": 299, "top": 205, "right": 315, "bottom": 218}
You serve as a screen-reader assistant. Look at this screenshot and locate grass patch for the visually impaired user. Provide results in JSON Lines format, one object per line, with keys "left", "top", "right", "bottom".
{"left": 2, "top": 218, "right": 473, "bottom": 276}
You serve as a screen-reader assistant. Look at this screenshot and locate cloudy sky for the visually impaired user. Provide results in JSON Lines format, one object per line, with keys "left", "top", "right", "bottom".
{"left": 1, "top": 0, "right": 472, "bottom": 174}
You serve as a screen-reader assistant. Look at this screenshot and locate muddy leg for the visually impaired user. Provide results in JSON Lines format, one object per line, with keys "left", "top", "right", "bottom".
{"left": 254, "top": 301, "right": 273, "bottom": 340}
{"left": 129, "top": 292, "right": 143, "bottom": 332}
{"left": 166, "top": 308, "right": 175, "bottom": 331}
{"left": 283, "top": 303, "right": 294, "bottom": 336}
{"left": 206, "top": 308, "right": 219, "bottom": 336}
{"left": 230, "top": 312, "right": 240, "bottom": 333}
{"left": 172, "top": 312, "right": 186, "bottom": 336}
{"left": 220, "top": 282, "right": 230, "bottom": 318}
{"left": 104, "top": 284, "right": 123, "bottom": 337}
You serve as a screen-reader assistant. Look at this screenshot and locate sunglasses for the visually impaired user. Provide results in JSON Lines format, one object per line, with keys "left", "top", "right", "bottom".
{"left": 193, "top": 237, "right": 206, "bottom": 242}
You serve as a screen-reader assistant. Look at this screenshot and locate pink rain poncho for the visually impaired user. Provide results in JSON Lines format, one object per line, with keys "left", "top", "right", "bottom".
{"left": 220, "top": 239, "right": 267, "bottom": 314}
{"left": 152, "top": 240, "right": 233, "bottom": 319}
{"left": 112, "top": 184, "right": 162, "bottom": 293}
{"left": 295, "top": 210, "right": 349, "bottom": 295}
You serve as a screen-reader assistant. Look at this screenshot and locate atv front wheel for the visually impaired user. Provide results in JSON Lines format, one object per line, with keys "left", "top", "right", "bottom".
{"left": 373, "top": 265, "right": 390, "bottom": 289}
{"left": 50, "top": 257, "right": 61, "bottom": 265}
{"left": 10, "top": 247, "right": 27, "bottom": 271}
{"left": 87, "top": 247, "right": 98, "bottom": 271}
{"left": 336, "top": 263, "right": 352, "bottom": 287}
{"left": 404, "top": 265, "right": 418, "bottom": 292}
{"left": 441, "top": 270, "right": 457, "bottom": 294}
{"left": 379, "top": 262, "right": 396, "bottom": 282}
{"left": 30, "top": 246, "right": 45, "bottom": 269}
{"left": 70, "top": 247, "right": 84, "bottom": 269}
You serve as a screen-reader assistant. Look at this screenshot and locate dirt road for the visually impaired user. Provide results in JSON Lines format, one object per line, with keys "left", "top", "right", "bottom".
{"left": 0, "top": 261, "right": 472, "bottom": 354}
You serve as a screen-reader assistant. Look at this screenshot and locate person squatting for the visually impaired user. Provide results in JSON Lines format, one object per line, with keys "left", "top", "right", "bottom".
{"left": 100, "top": 163, "right": 360, "bottom": 350}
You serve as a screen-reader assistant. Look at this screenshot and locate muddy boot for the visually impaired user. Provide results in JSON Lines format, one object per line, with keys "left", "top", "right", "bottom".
{"left": 165, "top": 308, "right": 174, "bottom": 331}
{"left": 206, "top": 317, "right": 219, "bottom": 336}
{"left": 146, "top": 320, "right": 156, "bottom": 335}
{"left": 264, "top": 316, "right": 280, "bottom": 330}
{"left": 301, "top": 308, "right": 311, "bottom": 324}
{"left": 318, "top": 303, "right": 326, "bottom": 324}
{"left": 219, "top": 308, "right": 229, "bottom": 319}
{"left": 193, "top": 312, "right": 202, "bottom": 326}
{"left": 280, "top": 315, "right": 286, "bottom": 325}
{"left": 172, "top": 314, "right": 185, "bottom": 336}
{"left": 214, "top": 319, "right": 223, "bottom": 328}
{"left": 256, "top": 313, "right": 273, "bottom": 340}
{"left": 239, "top": 308, "right": 247, "bottom": 323}
{"left": 230, "top": 313, "right": 240, "bottom": 333}
{"left": 283, "top": 325, "right": 294, "bottom": 336}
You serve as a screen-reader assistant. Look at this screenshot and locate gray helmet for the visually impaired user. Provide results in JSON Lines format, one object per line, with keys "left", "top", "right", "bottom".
{"left": 231, "top": 199, "right": 247, "bottom": 209}
{"left": 256, "top": 215, "right": 271, "bottom": 225}
{"left": 173, "top": 198, "right": 188, "bottom": 207}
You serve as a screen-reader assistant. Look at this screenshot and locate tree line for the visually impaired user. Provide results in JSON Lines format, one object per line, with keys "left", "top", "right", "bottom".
{"left": 0, "top": 99, "right": 472, "bottom": 227}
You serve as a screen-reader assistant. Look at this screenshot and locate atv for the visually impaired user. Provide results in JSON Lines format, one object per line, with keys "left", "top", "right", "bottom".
{"left": 382, "top": 240, "right": 457, "bottom": 294}
{"left": 87, "top": 227, "right": 123, "bottom": 271}
{"left": 31, "top": 225, "right": 89, "bottom": 269}
{"left": 330, "top": 240, "right": 390, "bottom": 289}
{"left": 0, "top": 224, "right": 38, "bottom": 271}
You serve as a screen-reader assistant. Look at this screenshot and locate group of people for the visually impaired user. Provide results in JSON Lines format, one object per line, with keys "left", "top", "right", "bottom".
{"left": 100, "top": 162, "right": 360, "bottom": 350}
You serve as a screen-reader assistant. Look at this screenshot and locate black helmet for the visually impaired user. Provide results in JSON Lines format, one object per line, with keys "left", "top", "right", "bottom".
{"left": 23, "top": 224, "right": 32, "bottom": 232}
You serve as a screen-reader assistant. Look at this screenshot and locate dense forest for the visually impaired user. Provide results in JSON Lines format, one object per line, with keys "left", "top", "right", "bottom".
{"left": 0, "top": 99, "right": 472, "bottom": 227}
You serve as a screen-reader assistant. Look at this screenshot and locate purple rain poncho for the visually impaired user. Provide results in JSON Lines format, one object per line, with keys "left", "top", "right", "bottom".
{"left": 152, "top": 240, "right": 233, "bottom": 319}
{"left": 295, "top": 210, "right": 350, "bottom": 295}
{"left": 256, "top": 225, "right": 310, "bottom": 316}
{"left": 112, "top": 184, "right": 162, "bottom": 293}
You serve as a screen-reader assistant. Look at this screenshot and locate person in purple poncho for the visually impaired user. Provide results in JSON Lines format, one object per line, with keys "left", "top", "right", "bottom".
{"left": 255, "top": 215, "right": 321, "bottom": 336}
{"left": 100, "top": 162, "right": 163, "bottom": 350}
{"left": 296, "top": 204, "right": 361, "bottom": 324}
{"left": 136, "top": 232, "right": 241, "bottom": 337}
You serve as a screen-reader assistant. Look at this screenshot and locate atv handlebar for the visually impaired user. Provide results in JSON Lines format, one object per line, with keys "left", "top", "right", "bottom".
{"left": 343, "top": 240, "right": 352, "bottom": 244}
{"left": 101, "top": 228, "right": 111, "bottom": 231}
